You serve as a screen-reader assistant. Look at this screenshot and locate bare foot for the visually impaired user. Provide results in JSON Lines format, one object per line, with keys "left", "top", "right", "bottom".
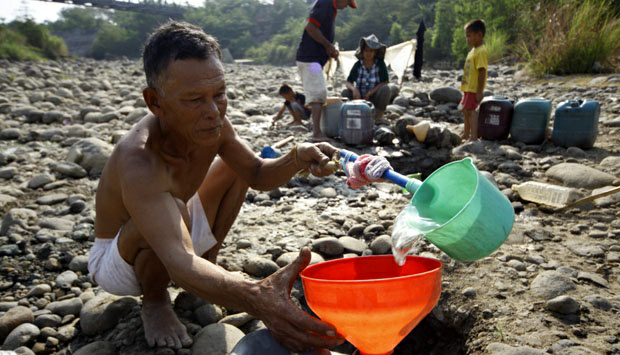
{"left": 141, "top": 302, "right": 193, "bottom": 349}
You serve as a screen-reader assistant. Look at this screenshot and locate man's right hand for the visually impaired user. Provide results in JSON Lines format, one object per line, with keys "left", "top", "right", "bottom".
{"left": 252, "top": 248, "right": 344, "bottom": 353}
{"left": 353, "top": 89, "right": 362, "bottom": 100}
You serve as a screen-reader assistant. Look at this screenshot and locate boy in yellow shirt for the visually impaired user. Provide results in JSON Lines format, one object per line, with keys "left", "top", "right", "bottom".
{"left": 459, "top": 19, "right": 488, "bottom": 141}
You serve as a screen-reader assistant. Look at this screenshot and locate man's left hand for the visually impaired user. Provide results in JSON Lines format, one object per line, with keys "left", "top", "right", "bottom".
{"left": 476, "top": 92, "right": 483, "bottom": 104}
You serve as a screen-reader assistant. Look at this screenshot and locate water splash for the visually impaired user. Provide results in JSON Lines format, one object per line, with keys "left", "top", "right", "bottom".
{"left": 391, "top": 204, "right": 442, "bottom": 266}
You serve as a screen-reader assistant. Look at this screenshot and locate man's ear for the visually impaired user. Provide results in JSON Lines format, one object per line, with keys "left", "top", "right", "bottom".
{"left": 143, "top": 87, "right": 163, "bottom": 117}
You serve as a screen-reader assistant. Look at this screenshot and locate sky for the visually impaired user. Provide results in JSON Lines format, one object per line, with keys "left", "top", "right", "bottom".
{"left": 0, "top": 0, "right": 207, "bottom": 23}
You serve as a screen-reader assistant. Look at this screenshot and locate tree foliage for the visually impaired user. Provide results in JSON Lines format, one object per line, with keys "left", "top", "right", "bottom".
{"left": 1, "top": 19, "right": 68, "bottom": 60}
{"left": 38, "top": 0, "right": 620, "bottom": 74}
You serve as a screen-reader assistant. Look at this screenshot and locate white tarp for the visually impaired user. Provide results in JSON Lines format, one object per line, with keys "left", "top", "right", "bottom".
{"left": 325, "top": 39, "right": 416, "bottom": 86}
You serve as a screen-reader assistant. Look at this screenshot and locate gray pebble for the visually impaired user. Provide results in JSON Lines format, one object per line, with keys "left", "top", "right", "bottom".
{"left": 338, "top": 236, "right": 367, "bottom": 255}
{"left": 546, "top": 295, "right": 580, "bottom": 314}
{"left": 243, "top": 256, "right": 279, "bottom": 277}
{"left": 584, "top": 294, "right": 612, "bottom": 311}
{"left": 45, "top": 298, "right": 82, "bottom": 317}
{"left": 55, "top": 270, "right": 78, "bottom": 289}
{"left": 2, "top": 323, "right": 40, "bottom": 350}
{"left": 312, "top": 237, "right": 344, "bottom": 256}
{"left": 369, "top": 235, "right": 391, "bottom": 254}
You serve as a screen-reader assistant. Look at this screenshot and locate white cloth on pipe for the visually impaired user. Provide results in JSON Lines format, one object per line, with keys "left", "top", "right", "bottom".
{"left": 325, "top": 39, "right": 416, "bottom": 85}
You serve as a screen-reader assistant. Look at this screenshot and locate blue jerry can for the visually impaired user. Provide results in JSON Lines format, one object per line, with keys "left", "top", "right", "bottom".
{"left": 552, "top": 99, "right": 600, "bottom": 149}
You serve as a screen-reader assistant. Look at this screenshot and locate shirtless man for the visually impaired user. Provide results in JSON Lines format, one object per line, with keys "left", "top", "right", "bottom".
{"left": 88, "top": 21, "right": 343, "bottom": 353}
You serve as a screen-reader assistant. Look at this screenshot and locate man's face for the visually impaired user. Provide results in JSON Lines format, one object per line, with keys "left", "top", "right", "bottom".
{"left": 154, "top": 56, "right": 227, "bottom": 145}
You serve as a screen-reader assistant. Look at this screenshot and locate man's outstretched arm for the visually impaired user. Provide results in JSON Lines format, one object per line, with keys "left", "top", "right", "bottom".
{"left": 118, "top": 154, "right": 342, "bottom": 352}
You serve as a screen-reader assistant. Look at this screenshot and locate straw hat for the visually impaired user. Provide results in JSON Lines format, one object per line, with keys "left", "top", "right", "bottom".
{"left": 355, "top": 34, "right": 387, "bottom": 60}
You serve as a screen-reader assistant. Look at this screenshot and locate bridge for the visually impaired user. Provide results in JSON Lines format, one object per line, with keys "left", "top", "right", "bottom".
{"left": 35, "top": 0, "right": 187, "bottom": 17}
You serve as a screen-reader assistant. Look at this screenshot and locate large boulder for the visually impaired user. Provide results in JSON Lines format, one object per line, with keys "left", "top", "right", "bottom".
{"left": 80, "top": 293, "right": 138, "bottom": 335}
{"left": 73, "top": 341, "right": 117, "bottom": 355}
{"left": 0, "top": 307, "right": 34, "bottom": 343}
{"left": 530, "top": 271, "right": 576, "bottom": 300}
{"left": 545, "top": 163, "right": 616, "bottom": 189}
{"left": 2, "top": 323, "right": 40, "bottom": 350}
{"left": 66, "top": 138, "right": 113, "bottom": 177}
{"left": 1, "top": 208, "right": 37, "bottom": 236}
{"left": 430, "top": 87, "right": 462, "bottom": 104}
{"left": 191, "top": 323, "right": 245, "bottom": 355}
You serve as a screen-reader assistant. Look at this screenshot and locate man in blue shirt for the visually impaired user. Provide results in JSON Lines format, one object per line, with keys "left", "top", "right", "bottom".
{"left": 296, "top": 0, "right": 357, "bottom": 142}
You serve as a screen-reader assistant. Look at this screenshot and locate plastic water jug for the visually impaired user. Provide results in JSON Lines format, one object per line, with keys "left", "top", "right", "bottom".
{"left": 552, "top": 99, "right": 600, "bottom": 148}
{"left": 512, "top": 181, "right": 582, "bottom": 208}
{"left": 477, "top": 96, "right": 514, "bottom": 140}
{"left": 510, "top": 98, "right": 551, "bottom": 144}
{"left": 340, "top": 100, "right": 374, "bottom": 145}
{"left": 320, "top": 97, "right": 343, "bottom": 138}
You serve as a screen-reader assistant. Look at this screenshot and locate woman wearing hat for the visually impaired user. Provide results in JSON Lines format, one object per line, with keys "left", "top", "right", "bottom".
{"left": 342, "top": 34, "right": 392, "bottom": 122}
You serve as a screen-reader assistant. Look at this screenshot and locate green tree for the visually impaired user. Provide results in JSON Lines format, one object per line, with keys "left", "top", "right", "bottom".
{"left": 0, "top": 25, "right": 41, "bottom": 60}
{"left": 49, "top": 7, "right": 105, "bottom": 33}
{"left": 11, "top": 19, "right": 68, "bottom": 59}
{"left": 430, "top": 0, "right": 455, "bottom": 60}
{"left": 389, "top": 22, "right": 405, "bottom": 44}
{"left": 90, "top": 22, "right": 131, "bottom": 59}
{"left": 450, "top": 0, "right": 536, "bottom": 62}
{"left": 245, "top": 17, "right": 305, "bottom": 64}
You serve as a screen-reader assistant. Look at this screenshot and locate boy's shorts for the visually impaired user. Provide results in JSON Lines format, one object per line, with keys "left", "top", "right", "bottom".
{"left": 296, "top": 61, "right": 327, "bottom": 104}
{"left": 460, "top": 92, "right": 479, "bottom": 111}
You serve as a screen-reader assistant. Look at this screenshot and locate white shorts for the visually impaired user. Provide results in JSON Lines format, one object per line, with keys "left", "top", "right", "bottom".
{"left": 297, "top": 61, "right": 327, "bottom": 104}
{"left": 88, "top": 193, "right": 217, "bottom": 296}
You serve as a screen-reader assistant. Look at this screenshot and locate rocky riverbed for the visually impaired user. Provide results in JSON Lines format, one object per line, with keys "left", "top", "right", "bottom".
{"left": 0, "top": 58, "right": 619, "bottom": 355}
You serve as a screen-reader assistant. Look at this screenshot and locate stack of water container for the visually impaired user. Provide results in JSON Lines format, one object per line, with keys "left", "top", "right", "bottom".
{"left": 477, "top": 97, "right": 600, "bottom": 148}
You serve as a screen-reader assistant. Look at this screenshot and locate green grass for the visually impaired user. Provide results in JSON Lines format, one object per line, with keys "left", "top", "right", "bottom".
{"left": 529, "top": 0, "right": 620, "bottom": 76}
{"left": 0, "top": 21, "right": 67, "bottom": 61}
{"left": 0, "top": 27, "right": 42, "bottom": 60}
{"left": 0, "top": 42, "right": 42, "bottom": 61}
{"left": 486, "top": 31, "right": 508, "bottom": 64}
{"left": 495, "top": 322, "right": 505, "bottom": 342}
